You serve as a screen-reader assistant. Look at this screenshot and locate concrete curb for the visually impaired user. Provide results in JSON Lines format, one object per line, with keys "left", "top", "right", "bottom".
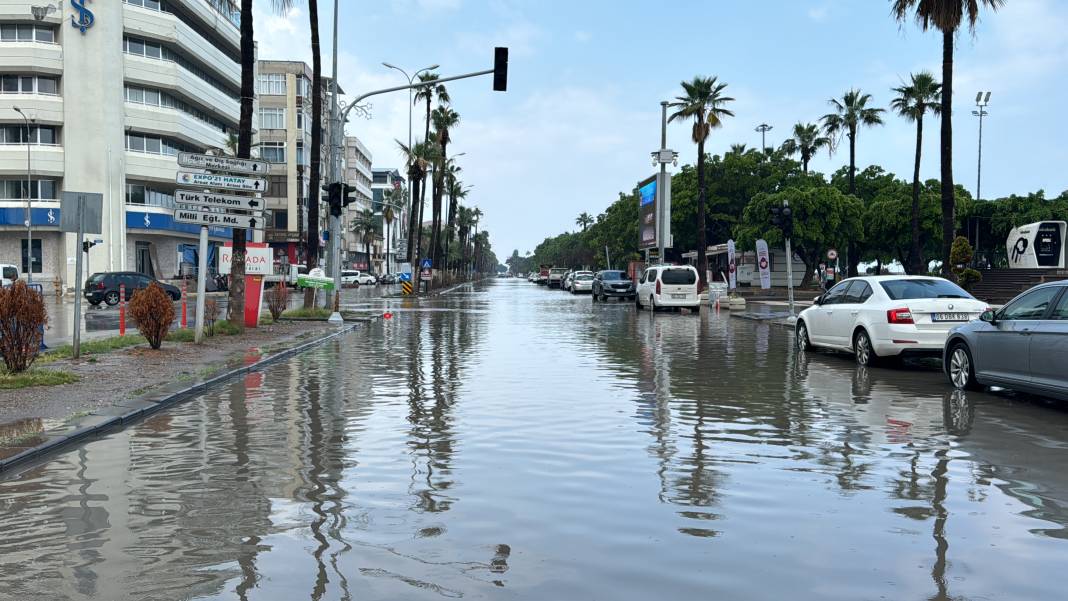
{"left": 0, "top": 323, "right": 361, "bottom": 475}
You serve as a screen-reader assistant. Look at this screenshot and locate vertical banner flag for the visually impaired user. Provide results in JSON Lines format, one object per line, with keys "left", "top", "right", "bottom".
{"left": 727, "top": 239, "right": 737, "bottom": 290}
{"left": 756, "top": 239, "right": 771, "bottom": 289}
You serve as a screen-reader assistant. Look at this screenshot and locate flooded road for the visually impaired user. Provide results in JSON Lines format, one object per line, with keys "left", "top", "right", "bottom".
{"left": 2, "top": 279, "right": 1068, "bottom": 600}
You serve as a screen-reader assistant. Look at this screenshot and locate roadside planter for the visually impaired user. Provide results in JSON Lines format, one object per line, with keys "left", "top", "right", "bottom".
{"left": 296, "top": 268, "right": 335, "bottom": 291}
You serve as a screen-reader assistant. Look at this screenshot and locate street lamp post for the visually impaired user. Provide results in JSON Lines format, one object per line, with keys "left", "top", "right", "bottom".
{"left": 972, "top": 91, "right": 991, "bottom": 257}
{"left": 755, "top": 123, "right": 773, "bottom": 153}
{"left": 13, "top": 107, "right": 33, "bottom": 283}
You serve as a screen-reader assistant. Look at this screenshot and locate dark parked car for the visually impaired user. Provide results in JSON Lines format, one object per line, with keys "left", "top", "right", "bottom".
{"left": 592, "top": 270, "right": 635, "bottom": 302}
{"left": 379, "top": 273, "right": 398, "bottom": 285}
{"left": 944, "top": 280, "right": 1068, "bottom": 400}
{"left": 84, "top": 272, "right": 181, "bottom": 306}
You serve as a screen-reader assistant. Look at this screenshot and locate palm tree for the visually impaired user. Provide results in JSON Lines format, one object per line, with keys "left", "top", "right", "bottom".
{"left": 668, "top": 76, "right": 734, "bottom": 291}
{"left": 891, "top": 71, "right": 942, "bottom": 274}
{"left": 444, "top": 165, "right": 465, "bottom": 275}
{"left": 780, "top": 122, "right": 831, "bottom": 175}
{"left": 728, "top": 143, "right": 749, "bottom": 156}
{"left": 430, "top": 106, "right": 460, "bottom": 274}
{"left": 397, "top": 140, "right": 437, "bottom": 265}
{"left": 822, "top": 88, "right": 884, "bottom": 276}
{"left": 414, "top": 73, "right": 449, "bottom": 260}
{"left": 382, "top": 184, "right": 404, "bottom": 274}
{"left": 350, "top": 208, "right": 376, "bottom": 274}
{"left": 302, "top": 0, "right": 324, "bottom": 308}
{"left": 456, "top": 206, "right": 474, "bottom": 274}
{"left": 576, "top": 212, "right": 594, "bottom": 232}
{"left": 892, "top": 0, "right": 1005, "bottom": 274}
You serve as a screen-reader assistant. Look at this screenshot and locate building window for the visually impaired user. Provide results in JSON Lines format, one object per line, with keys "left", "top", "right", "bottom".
{"left": 126, "top": 183, "right": 175, "bottom": 208}
{"left": 125, "top": 133, "right": 188, "bottom": 156}
{"left": 0, "top": 125, "right": 58, "bottom": 145}
{"left": 296, "top": 142, "right": 306, "bottom": 165}
{"left": 273, "top": 211, "right": 288, "bottom": 229}
{"left": 123, "top": 36, "right": 238, "bottom": 101}
{"left": 0, "top": 24, "right": 56, "bottom": 44}
{"left": 123, "top": 0, "right": 162, "bottom": 10}
{"left": 260, "top": 141, "right": 285, "bottom": 163}
{"left": 259, "top": 107, "right": 285, "bottom": 129}
{"left": 0, "top": 179, "right": 56, "bottom": 200}
{"left": 256, "top": 73, "right": 286, "bottom": 95}
{"left": 124, "top": 85, "right": 231, "bottom": 133}
{"left": 0, "top": 74, "right": 59, "bottom": 95}
{"left": 21, "top": 239, "right": 42, "bottom": 274}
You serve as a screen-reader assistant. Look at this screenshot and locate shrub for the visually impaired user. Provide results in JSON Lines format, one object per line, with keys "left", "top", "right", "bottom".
{"left": 266, "top": 283, "right": 288, "bottom": 321}
{"left": 129, "top": 282, "right": 175, "bottom": 350}
{"left": 949, "top": 236, "right": 982, "bottom": 290}
{"left": 204, "top": 298, "right": 219, "bottom": 336}
{"left": 0, "top": 281, "right": 48, "bottom": 372}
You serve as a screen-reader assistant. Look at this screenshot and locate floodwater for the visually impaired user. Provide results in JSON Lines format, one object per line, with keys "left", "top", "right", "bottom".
{"left": 2, "top": 279, "right": 1068, "bottom": 600}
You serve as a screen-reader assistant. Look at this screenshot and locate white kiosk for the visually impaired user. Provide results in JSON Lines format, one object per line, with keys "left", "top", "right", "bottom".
{"left": 1007, "top": 221, "right": 1066, "bottom": 269}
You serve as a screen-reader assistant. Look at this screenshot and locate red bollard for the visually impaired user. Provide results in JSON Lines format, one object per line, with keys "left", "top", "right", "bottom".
{"left": 119, "top": 283, "right": 126, "bottom": 336}
{"left": 181, "top": 278, "right": 188, "bottom": 328}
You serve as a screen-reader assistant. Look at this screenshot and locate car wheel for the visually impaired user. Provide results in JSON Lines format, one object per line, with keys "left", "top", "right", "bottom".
{"left": 592, "top": 290, "right": 598, "bottom": 302}
{"left": 796, "top": 321, "right": 811, "bottom": 352}
{"left": 104, "top": 291, "right": 120, "bottom": 306}
{"left": 634, "top": 295, "right": 642, "bottom": 310}
{"left": 947, "top": 342, "right": 980, "bottom": 391}
{"left": 854, "top": 330, "right": 879, "bottom": 367}
{"left": 649, "top": 295, "right": 658, "bottom": 312}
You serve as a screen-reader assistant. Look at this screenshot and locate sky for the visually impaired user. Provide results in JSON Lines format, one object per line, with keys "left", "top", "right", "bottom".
{"left": 254, "top": 0, "right": 1068, "bottom": 258}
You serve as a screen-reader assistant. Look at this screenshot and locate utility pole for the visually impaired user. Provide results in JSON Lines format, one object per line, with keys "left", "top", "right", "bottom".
{"left": 650, "top": 101, "right": 676, "bottom": 266}
{"left": 326, "top": 0, "right": 342, "bottom": 323}
{"left": 755, "top": 123, "right": 773, "bottom": 154}
{"left": 14, "top": 107, "right": 33, "bottom": 283}
{"left": 972, "top": 91, "right": 990, "bottom": 257}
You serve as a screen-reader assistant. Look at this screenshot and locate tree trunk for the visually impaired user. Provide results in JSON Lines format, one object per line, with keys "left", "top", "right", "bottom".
{"left": 385, "top": 219, "right": 390, "bottom": 274}
{"left": 229, "top": 0, "right": 255, "bottom": 331}
{"left": 405, "top": 170, "right": 421, "bottom": 265}
{"left": 911, "top": 115, "right": 925, "bottom": 275}
{"left": 303, "top": 0, "right": 322, "bottom": 309}
{"left": 940, "top": 29, "right": 956, "bottom": 276}
{"left": 846, "top": 130, "right": 859, "bottom": 277}
{"left": 802, "top": 155, "right": 809, "bottom": 175}
{"left": 445, "top": 191, "right": 457, "bottom": 275}
{"left": 696, "top": 139, "right": 708, "bottom": 292}
{"left": 415, "top": 175, "right": 427, "bottom": 268}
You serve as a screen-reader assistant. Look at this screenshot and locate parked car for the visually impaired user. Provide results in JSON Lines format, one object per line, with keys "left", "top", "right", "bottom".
{"left": 591, "top": 270, "right": 636, "bottom": 302}
{"left": 635, "top": 265, "right": 701, "bottom": 312}
{"left": 379, "top": 273, "right": 398, "bottom": 285}
{"left": 547, "top": 267, "right": 569, "bottom": 289}
{"left": 562, "top": 270, "right": 575, "bottom": 291}
{"left": 570, "top": 271, "right": 594, "bottom": 294}
{"left": 341, "top": 270, "right": 377, "bottom": 286}
{"left": 1, "top": 263, "right": 18, "bottom": 287}
{"left": 943, "top": 280, "right": 1068, "bottom": 400}
{"left": 84, "top": 272, "right": 181, "bottom": 306}
{"left": 536, "top": 266, "right": 550, "bottom": 285}
{"left": 795, "top": 275, "right": 987, "bottom": 367}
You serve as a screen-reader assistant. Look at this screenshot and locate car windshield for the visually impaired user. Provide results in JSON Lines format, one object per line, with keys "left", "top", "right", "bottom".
{"left": 3, "top": 266, "right": 17, "bottom": 280}
{"left": 601, "top": 271, "right": 629, "bottom": 280}
{"left": 879, "top": 278, "right": 973, "bottom": 300}
{"left": 576, "top": 274, "right": 593, "bottom": 281}
{"left": 661, "top": 268, "right": 696, "bottom": 285}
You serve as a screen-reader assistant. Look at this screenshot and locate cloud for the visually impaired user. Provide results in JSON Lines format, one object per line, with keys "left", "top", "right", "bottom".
{"left": 807, "top": 5, "right": 830, "bottom": 22}
{"left": 456, "top": 22, "right": 544, "bottom": 58}
{"left": 574, "top": 30, "right": 592, "bottom": 43}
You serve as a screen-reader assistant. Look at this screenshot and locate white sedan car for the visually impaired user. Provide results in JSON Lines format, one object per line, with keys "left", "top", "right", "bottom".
{"left": 795, "top": 275, "right": 988, "bottom": 366}
{"left": 341, "top": 270, "right": 377, "bottom": 286}
{"left": 569, "top": 271, "right": 594, "bottom": 293}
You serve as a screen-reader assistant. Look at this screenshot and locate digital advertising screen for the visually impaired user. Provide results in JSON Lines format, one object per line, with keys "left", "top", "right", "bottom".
{"left": 638, "top": 175, "right": 657, "bottom": 249}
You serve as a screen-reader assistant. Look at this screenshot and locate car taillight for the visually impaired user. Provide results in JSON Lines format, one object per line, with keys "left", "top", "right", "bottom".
{"left": 887, "top": 308, "right": 914, "bottom": 324}
{"left": 97, "top": 282, "right": 105, "bottom": 290}
{"left": 655, "top": 279, "right": 661, "bottom": 295}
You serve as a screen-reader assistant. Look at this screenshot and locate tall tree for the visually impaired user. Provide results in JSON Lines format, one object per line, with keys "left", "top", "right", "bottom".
{"left": 780, "top": 122, "right": 831, "bottom": 175}
{"left": 667, "top": 76, "right": 735, "bottom": 291}
{"left": 350, "top": 208, "right": 376, "bottom": 273}
{"left": 302, "top": 0, "right": 323, "bottom": 308}
{"left": 444, "top": 164, "right": 465, "bottom": 275}
{"left": 892, "top": 0, "right": 1005, "bottom": 274}
{"left": 430, "top": 106, "right": 460, "bottom": 276}
{"left": 413, "top": 74, "right": 449, "bottom": 270}
{"left": 397, "top": 140, "right": 435, "bottom": 265}
{"left": 382, "top": 184, "right": 404, "bottom": 274}
{"left": 891, "top": 71, "right": 942, "bottom": 274}
{"left": 821, "top": 88, "right": 884, "bottom": 276}
{"left": 576, "top": 212, "right": 594, "bottom": 232}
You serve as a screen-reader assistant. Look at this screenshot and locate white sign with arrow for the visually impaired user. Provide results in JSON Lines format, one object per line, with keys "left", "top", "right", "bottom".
{"left": 175, "top": 207, "right": 264, "bottom": 229}
{"left": 178, "top": 152, "right": 270, "bottom": 175}
{"left": 176, "top": 171, "right": 266, "bottom": 193}
{"left": 176, "top": 189, "right": 262, "bottom": 211}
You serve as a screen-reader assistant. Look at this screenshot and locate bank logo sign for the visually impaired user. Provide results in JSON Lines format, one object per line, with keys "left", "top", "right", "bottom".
{"left": 70, "top": 0, "right": 94, "bottom": 34}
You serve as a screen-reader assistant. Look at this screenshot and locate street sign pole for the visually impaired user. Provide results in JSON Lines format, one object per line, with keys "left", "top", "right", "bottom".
{"left": 194, "top": 225, "right": 208, "bottom": 343}
{"left": 785, "top": 235, "right": 796, "bottom": 317}
{"left": 72, "top": 199, "right": 85, "bottom": 359}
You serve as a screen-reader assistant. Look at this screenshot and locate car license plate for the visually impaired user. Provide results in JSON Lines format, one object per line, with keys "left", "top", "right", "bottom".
{"left": 671, "top": 293, "right": 687, "bottom": 299}
{"left": 932, "top": 312, "right": 970, "bottom": 322}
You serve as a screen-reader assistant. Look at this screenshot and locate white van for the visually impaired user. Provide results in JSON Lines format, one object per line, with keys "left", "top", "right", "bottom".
{"left": 1, "top": 264, "right": 19, "bottom": 287}
{"left": 635, "top": 264, "right": 701, "bottom": 312}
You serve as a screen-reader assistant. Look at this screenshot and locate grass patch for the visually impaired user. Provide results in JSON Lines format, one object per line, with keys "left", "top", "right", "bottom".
{"left": 280, "top": 307, "right": 332, "bottom": 320}
{"left": 39, "top": 335, "right": 147, "bottom": 363}
{"left": 0, "top": 369, "right": 80, "bottom": 390}
{"left": 214, "top": 320, "right": 243, "bottom": 335}
{"left": 167, "top": 328, "right": 197, "bottom": 343}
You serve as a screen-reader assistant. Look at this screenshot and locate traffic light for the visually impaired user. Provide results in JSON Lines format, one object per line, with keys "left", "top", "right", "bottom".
{"left": 770, "top": 204, "right": 794, "bottom": 238}
{"left": 341, "top": 183, "right": 357, "bottom": 210}
{"left": 82, "top": 239, "right": 99, "bottom": 253}
{"left": 323, "top": 182, "right": 342, "bottom": 217}
{"left": 493, "top": 47, "right": 508, "bottom": 92}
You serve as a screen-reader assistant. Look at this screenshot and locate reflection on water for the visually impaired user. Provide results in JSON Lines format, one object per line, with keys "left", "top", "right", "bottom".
{"left": 2, "top": 280, "right": 1068, "bottom": 600}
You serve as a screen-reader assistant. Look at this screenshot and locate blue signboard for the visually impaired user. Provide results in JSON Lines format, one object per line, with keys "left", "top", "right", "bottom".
{"left": 0, "top": 207, "right": 61, "bottom": 227}
{"left": 421, "top": 258, "right": 432, "bottom": 269}
{"left": 126, "top": 210, "right": 249, "bottom": 240}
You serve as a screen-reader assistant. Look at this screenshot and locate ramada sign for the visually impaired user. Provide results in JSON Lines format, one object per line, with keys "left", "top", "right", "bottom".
{"left": 220, "top": 242, "right": 273, "bottom": 275}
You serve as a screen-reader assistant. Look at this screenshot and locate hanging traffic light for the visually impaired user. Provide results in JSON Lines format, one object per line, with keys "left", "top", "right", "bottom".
{"left": 341, "top": 183, "right": 358, "bottom": 209}
{"left": 323, "top": 182, "right": 342, "bottom": 217}
{"left": 493, "top": 47, "right": 508, "bottom": 92}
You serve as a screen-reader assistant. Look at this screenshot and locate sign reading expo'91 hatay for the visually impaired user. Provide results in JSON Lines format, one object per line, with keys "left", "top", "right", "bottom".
{"left": 176, "top": 171, "right": 266, "bottom": 193}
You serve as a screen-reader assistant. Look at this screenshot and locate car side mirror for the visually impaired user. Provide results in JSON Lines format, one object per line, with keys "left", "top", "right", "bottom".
{"left": 814, "top": 295, "right": 823, "bottom": 306}
{"left": 980, "top": 309, "right": 997, "bottom": 324}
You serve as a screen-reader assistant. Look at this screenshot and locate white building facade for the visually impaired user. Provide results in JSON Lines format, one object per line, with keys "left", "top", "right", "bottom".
{"left": 370, "top": 167, "right": 404, "bottom": 274}
{"left": 0, "top": 0, "right": 243, "bottom": 291}
{"left": 342, "top": 135, "right": 373, "bottom": 270}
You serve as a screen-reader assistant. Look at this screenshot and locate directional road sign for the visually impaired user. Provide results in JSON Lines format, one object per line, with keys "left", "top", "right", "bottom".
{"left": 175, "top": 206, "right": 264, "bottom": 229}
{"left": 176, "top": 189, "right": 262, "bottom": 211}
{"left": 178, "top": 152, "right": 270, "bottom": 175}
{"left": 176, "top": 171, "right": 266, "bottom": 193}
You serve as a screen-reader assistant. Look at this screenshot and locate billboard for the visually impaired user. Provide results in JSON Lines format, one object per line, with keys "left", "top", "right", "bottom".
{"left": 638, "top": 175, "right": 657, "bottom": 249}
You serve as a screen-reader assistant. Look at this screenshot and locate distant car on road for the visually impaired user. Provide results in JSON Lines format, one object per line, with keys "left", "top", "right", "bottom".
{"left": 943, "top": 280, "right": 1068, "bottom": 400}
{"left": 341, "top": 270, "right": 377, "bottom": 286}
{"left": 562, "top": 270, "right": 575, "bottom": 291}
{"left": 570, "top": 271, "right": 594, "bottom": 294}
{"left": 379, "top": 273, "right": 398, "bottom": 285}
{"left": 84, "top": 272, "right": 181, "bottom": 306}
{"left": 795, "top": 275, "right": 987, "bottom": 367}
{"left": 591, "top": 270, "right": 635, "bottom": 302}
{"left": 635, "top": 265, "right": 700, "bottom": 312}
{"left": 547, "top": 267, "right": 569, "bottom": 289}
{"left": 1, "top": 263, "right": 19, "bottom": 287}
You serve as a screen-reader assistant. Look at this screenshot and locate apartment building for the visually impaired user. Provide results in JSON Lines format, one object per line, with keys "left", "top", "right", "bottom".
{"left": 342, "top": 135, "right": 373, "bottom": 270}
{"left": 371, "top": 167, "right": 405, "bottom": 274}
{"left": 0, "top": 0, "right": 245, "bottom": 291}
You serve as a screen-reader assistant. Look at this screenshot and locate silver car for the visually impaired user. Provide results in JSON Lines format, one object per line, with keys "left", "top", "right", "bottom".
{"left": 944, "top": 280, "right": 1068, "bottom": 400}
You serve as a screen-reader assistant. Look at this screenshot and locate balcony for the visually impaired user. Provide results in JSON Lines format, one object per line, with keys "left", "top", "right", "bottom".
{"left": 0, "top": 144, "right": 63, "bottom": 178}
{"left": 123, "top": 3, "right": 241, "bottom": 89}
{"left": 125, "top": 151, "right": 178, "bottom": 185}
{"left": 0, "top": 95, "right": 63, "bottom": 125}
{"left": 0, "top": 41, "right": 62, "bottom": 75}
{"left": 125, "top": 102, "right": 228, "bottom": 152}
{"left": 170, "top": 0, "right": 240, "bottom": 50}
{"left": 124, "top": 54, "right": 239, "bottom": 122}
